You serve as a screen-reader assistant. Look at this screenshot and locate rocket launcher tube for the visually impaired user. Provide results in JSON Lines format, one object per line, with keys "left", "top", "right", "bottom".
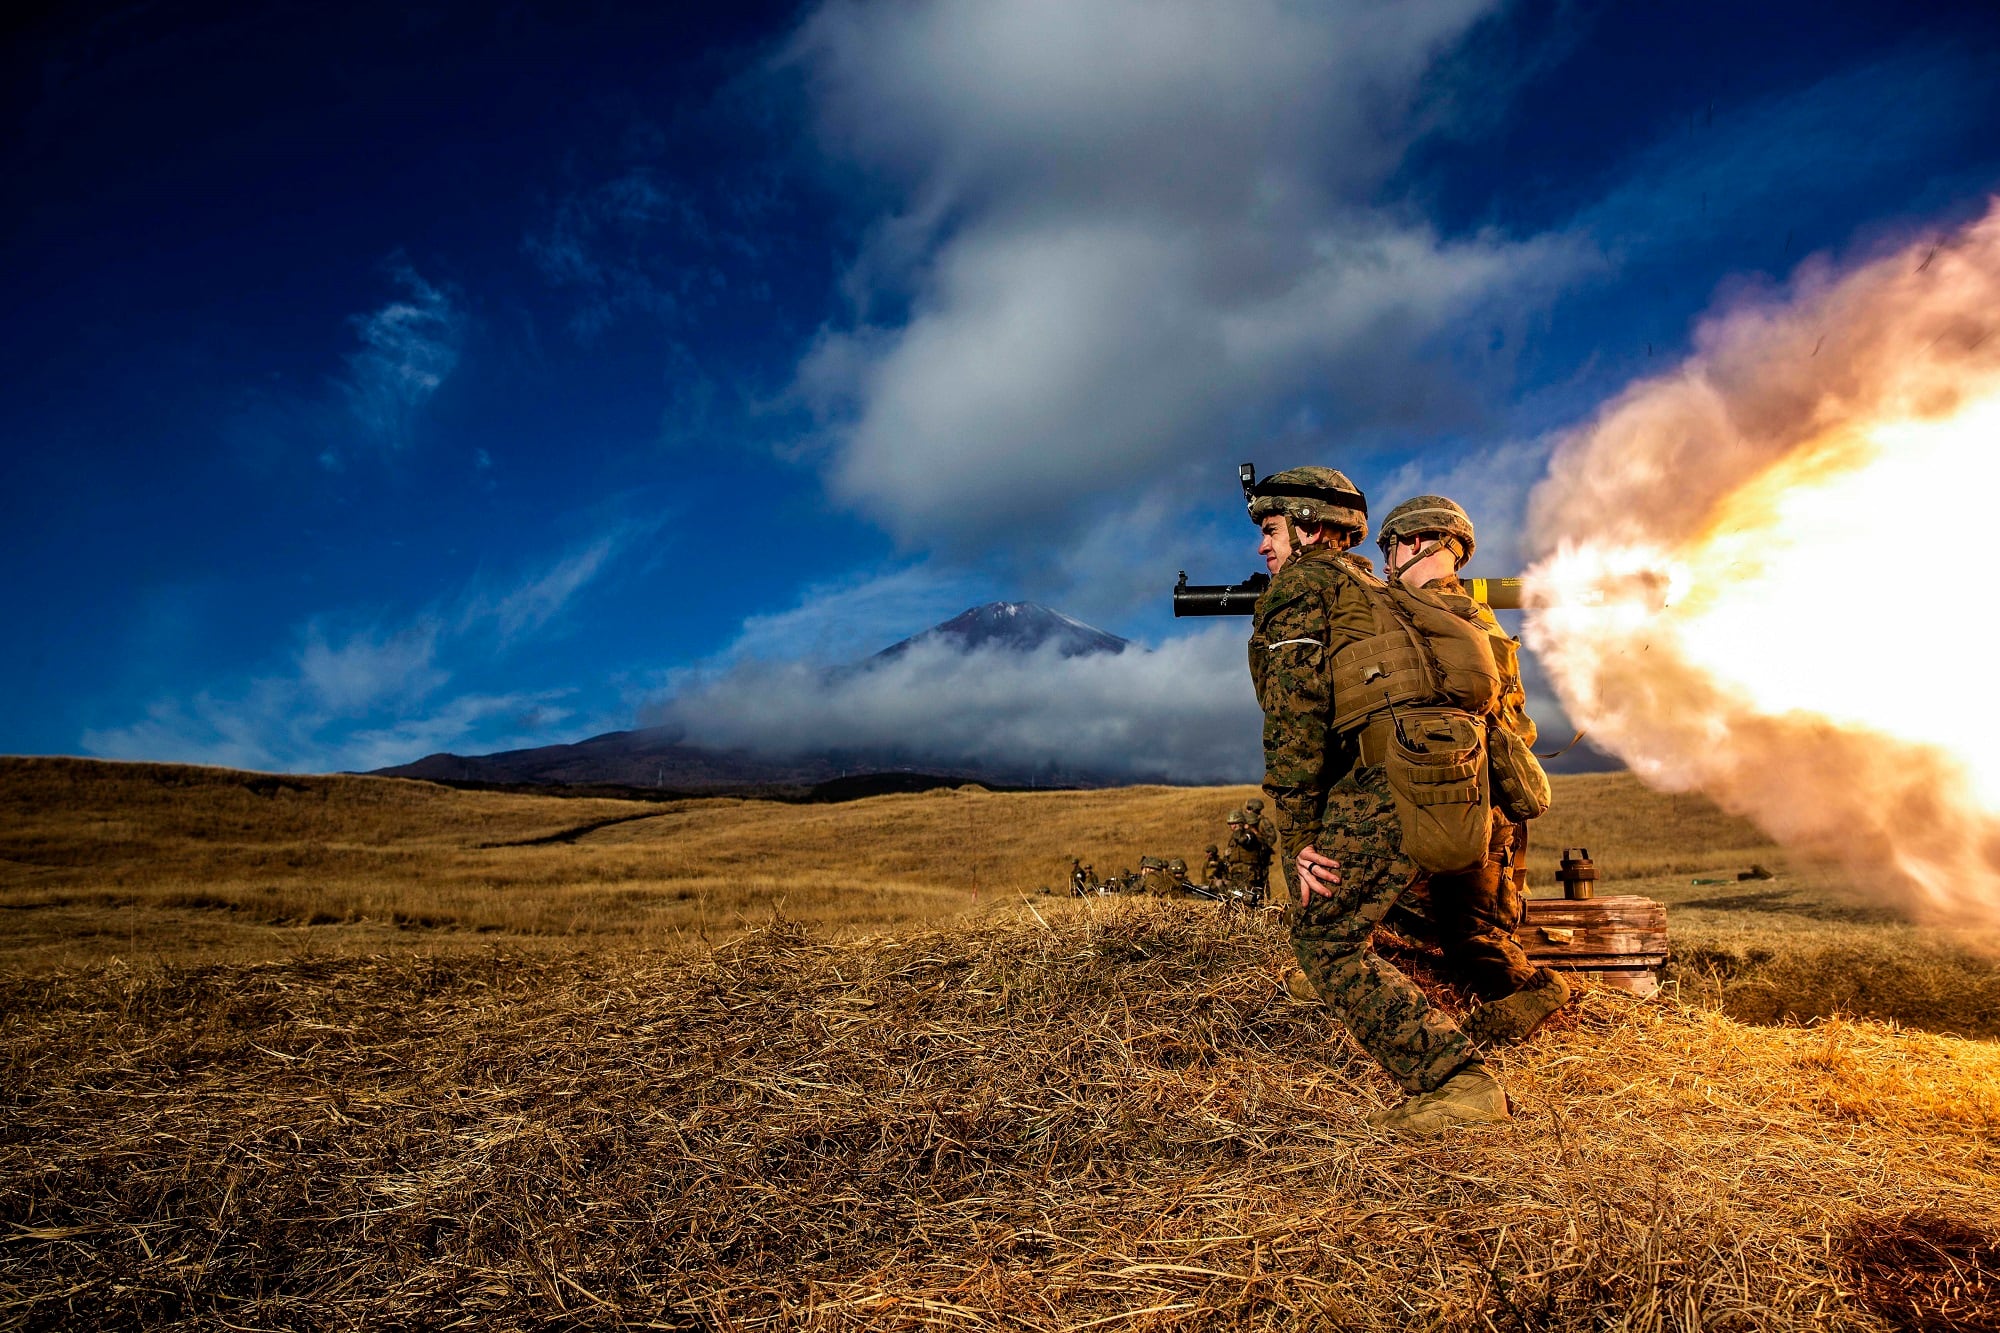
{"left": 1172, "top": 572, "right": 1269, "bottom": 616}
{"left": 1462, "top": 577, "right": 1524, "bottom": 611}
{"left": 1173, "top": 571, "right": 1524, "bottom": 616}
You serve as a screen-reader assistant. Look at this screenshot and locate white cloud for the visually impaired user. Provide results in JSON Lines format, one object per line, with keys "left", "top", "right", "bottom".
{"left": 657, "top": 623, "right": 1260, "bottom": 783}
{"left": 297, "top": 621, "right": 448, "bottom": 714}
{"left": 783, "top": 0, "right": 1588, "bottom": 544}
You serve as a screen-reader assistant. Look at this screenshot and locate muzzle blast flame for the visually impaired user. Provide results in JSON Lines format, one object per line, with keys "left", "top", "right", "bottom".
{"left": 1525, "top": 200, "right": 2000, "bottom": 924}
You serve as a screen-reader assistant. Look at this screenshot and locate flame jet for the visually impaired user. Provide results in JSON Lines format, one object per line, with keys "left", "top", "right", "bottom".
{"left": 1524, "top": 199, "right": 2000, "bottom": 925}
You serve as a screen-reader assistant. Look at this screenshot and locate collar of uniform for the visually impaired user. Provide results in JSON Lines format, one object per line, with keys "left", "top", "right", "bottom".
{"left": 1286, "top": 543, "right": 1350, "bottom": 572}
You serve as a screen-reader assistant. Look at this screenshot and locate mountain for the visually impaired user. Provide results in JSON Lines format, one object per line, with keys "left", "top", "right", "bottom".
{"left": 371, "top": 602, "right": 1131, "bottom": 792}
{"left": 872, "top": 601, "right": 1128, "bottom": 660}
{"left": 371, "top": 728, "right": 850, "bottom": 791}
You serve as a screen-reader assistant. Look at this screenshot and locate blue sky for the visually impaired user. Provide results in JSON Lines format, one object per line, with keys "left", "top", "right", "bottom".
{"left": 5, "top": 0, "right": 1998, "bottom": 778}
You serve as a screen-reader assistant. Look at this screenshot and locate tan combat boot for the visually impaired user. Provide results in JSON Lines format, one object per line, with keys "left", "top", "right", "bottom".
{"left": 1463, "top": 967, "right": 1571, "bottom": 1047}
{"left": 1365, "top": 1065, "right": 1511, "bottom": 1134}
{"left": 1282, "top": 968, "right": 1319, "bottom": 1005}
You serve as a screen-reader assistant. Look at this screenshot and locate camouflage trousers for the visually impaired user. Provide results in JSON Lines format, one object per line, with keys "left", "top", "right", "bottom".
{"left": 1219, "top": 860, "right": 1269, "bottom": 901}
{"left": 1286, "top": 763, "right": 1480, "bottom": 1095}
{"left": 1427, "top": 820, "right": 1536, "bottom": 1001}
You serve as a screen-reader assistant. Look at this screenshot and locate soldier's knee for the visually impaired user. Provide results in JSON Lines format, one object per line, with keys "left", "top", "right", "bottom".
{"left": 1291, "top": 909, "right": 1374, "bottom": 953}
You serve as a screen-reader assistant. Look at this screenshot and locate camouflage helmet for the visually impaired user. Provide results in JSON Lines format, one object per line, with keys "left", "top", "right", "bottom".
{"left": 1377, "top": 494, "right": 1475, "bottom": 565}
{"left": 1168, "top": 858, "right": 1187, "bottom": 875}
{"left": 1204, "top": 843, "right": 1219, "bottom": 854}
{"left": 1227, "top": 809, "right": 1249, "bottom": 825}
{"left": 1244, "top": 797, "right": 1264, "bottom": 813}
{"left": 1246, "top": 467, "right": 1368, "bottom": 541}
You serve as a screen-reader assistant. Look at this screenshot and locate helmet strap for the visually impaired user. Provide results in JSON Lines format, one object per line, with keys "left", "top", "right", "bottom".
{"left": 1388, "top": 537, "right": 1455, "bottom": 585}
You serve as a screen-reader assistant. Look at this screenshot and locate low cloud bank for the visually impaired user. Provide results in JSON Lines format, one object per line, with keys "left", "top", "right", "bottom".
{"left": 655, "top": 624, "right": 1260, "bottom": 785}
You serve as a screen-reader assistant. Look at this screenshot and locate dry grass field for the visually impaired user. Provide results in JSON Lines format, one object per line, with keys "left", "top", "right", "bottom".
{"left": 3, "top": 756, "right": 1995, "bottom": 1038}
{"left": 4, "top": 756, "right": 1999, "bottom": 1329}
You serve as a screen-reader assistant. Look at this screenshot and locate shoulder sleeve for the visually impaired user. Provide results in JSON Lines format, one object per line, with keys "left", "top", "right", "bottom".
{"left": 1250, "top": 576, "right": 1350, "bottom": 866}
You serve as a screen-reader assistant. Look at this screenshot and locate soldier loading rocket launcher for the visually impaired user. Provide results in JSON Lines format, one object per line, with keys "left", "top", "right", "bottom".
{"left": 1175, "top": 463, "right": 1669, "bottom": 995}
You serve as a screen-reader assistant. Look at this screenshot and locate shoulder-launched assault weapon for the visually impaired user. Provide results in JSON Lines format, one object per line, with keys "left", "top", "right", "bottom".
{"left": 1172, "top": 462, "right": 1525, "bottom": 616}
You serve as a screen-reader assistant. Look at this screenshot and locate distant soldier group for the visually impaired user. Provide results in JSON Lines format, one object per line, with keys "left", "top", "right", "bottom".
{"left": 1064, "top": 816, "right": 1280, "bottom": 904}
{"left": 1214, "top": 800, "right": 1276, "bottom": 901}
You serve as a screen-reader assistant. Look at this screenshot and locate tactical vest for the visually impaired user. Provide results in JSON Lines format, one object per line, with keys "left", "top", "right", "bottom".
{"left": 1328, "top": 563, "right": 1503, "bottom": 874}
{"left": 1326, "top": 564, "right": 1501, "bottom": 735}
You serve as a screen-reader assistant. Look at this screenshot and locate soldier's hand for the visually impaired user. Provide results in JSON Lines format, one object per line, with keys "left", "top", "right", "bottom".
{"left": 1296, "top": 845, "right": 1342, "bottom": 904}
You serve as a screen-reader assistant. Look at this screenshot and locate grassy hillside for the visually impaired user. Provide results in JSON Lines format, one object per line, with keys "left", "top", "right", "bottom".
{"left": 0, "top": 755, "right": 1775, "bottom": 960}
{"left": 4, "top": 757, "right": 2000, "bottom": 1327}
{"left": 7, "top": 757, "right": 1999, "bottom": 1038}
{"left": 3, "top": 904, "right": 1996, "bottom": 1329}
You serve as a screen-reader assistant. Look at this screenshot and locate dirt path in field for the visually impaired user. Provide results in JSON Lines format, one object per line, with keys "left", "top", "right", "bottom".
{"left": 476, "top": 810, "right": 675, "bottom": 848}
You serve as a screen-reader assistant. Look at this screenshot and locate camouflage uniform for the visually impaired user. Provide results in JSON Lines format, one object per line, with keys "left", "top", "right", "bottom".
{"left": 1241, "top": 815, "right": 1277, "bottom": 901}
{"left": 1218, "top": 818, "right": 1260, "bottom": 897}
{"left": 1201, "top": 845, "right": 1224, "bottom": 887}
{"left": 1419, "top": 574, "right": 1538, "bottom": 1000}
{"left": 1226, "top": 826, "right": 1271, "bottom": 900}
{"left": 1244, "top": 798, "right": 1280, "bottom": 892}
{"left": 1251, "top": 543, "right": 1481, "bottom": 1094}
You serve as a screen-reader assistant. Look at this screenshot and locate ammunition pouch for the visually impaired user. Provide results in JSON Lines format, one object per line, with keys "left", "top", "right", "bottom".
{"left": 1382, "top": 708, "right": 1492, "bottom": 874}
{"left": 1487, "top": 722, "right": 1552, "bottom": 823}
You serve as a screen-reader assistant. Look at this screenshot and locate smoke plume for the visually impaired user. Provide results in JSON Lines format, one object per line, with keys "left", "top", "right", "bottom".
{"left": 1525, "top": 199, "right": 2000, "bottom": 922}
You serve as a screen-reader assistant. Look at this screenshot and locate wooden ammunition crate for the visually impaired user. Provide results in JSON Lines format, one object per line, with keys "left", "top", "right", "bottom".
{"left": 1518, "top": 894, "right": 1668, "bottom": 996}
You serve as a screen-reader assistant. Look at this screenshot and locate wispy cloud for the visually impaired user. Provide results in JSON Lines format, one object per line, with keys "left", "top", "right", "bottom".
{"left": 527, "top": 169, "right": 707, "bottom": 338}
{"left": 721, "top": 563, "right": 997, "bottom": 666}
{"left": 459, "top": 535, "right": 625, "bottom": 647}
{"left": 337, "top": 263, "right": 464, "bottom": 455}
{"left": 84, "top": 533, "right": 627, "bottom": 772}
{"left": 297, "top": 621, "right": 448, "bottom": 714}
{"left": 84, "top": 680, "right": 569, "bottom": 776}
{"left": 524, "top": 162, "right": 774, "bottom": 344}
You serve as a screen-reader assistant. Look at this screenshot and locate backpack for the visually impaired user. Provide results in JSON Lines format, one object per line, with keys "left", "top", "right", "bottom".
{"left": 1329, "top": 565, "right": 1503, "bottom": 874}
{"left": 1326, "top": 565, "right": 1501, "bottom": 733}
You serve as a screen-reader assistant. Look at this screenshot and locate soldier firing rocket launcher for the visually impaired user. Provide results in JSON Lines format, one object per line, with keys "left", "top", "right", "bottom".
{"left": 1172, "top": 462, "right": 1525, "bottom": 616}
